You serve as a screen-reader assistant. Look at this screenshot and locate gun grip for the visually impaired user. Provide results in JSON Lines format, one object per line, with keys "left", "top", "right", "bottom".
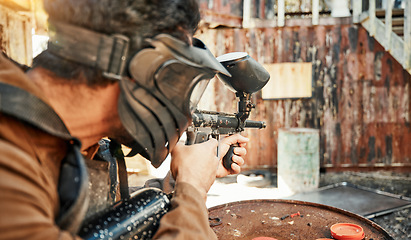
{"left": 222, "top": 144, "right": 238, "bottom": 170}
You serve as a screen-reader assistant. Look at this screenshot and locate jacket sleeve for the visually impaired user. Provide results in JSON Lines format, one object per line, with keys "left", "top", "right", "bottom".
{"left": 0, "top": 139, "right": 81, "bottom": 240}
{"left": 152, "top": 182, "right": 218, "bottom": 240}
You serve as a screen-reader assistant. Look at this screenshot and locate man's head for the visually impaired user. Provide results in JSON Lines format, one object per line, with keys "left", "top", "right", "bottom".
{"left": 44, "top": 0, "right": 200, "bottom": 50}
{"left": 34, "top": 0, "right": 231, "bottom": 167}
{"left": 34, "top": 0, "right": 201, "bottom": 85}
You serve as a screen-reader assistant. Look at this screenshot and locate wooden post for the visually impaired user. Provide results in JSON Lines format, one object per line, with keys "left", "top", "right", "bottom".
{"left": 353, "top": 0, "right": 363, "bottom": 23}
{"left": 312, "top": 0, "right": 319, "bottom": 26}
{"left": 0, "top": 3, "right": 33, "bottom": 65}
{"left": 369, "top": 0, "right": 376, "bottom": 37}
{"left": 405, "top": 0, "right": 411, "bottom": 72}
{"left": 242, "top": 0, "right": 252, "bottom": 28}
{"left": 278, "top": 0, "right": 285, "bottom": 27}
{"left": 384, "top": 0, "right": 393, "bottom": 51}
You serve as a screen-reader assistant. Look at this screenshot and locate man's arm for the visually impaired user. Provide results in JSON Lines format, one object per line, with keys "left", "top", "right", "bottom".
{"left": 153, "top": 135, "right": 249, "bottom": 239}
{"left": 152, "top": 182, "right": 217, "bottom": 240}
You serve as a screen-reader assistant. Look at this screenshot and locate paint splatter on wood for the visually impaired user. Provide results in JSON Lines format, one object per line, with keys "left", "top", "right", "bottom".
{"left": 196, "top": 19, "right": 411, "bottom": 171}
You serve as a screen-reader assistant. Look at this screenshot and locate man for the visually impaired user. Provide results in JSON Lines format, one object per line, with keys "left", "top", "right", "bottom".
{"left": 0, "top": 0, "right": 249, "bottom": 239}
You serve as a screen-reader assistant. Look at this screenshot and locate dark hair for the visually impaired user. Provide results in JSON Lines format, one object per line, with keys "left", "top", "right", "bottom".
{"left": 33, "top": 0, "right": 201, "bottom": 85}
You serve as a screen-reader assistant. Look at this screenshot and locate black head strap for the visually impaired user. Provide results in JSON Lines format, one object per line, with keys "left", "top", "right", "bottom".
{"left": 0, "top": 82, "right": 73, "bottom": 140}
{"left": 48, "top": 21, "right": 129, "bottom": 80}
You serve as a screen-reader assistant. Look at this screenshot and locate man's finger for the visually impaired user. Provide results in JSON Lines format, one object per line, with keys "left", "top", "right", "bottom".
{"left": 230, "top": 163, "right": 241, "bottom": 174}
{"left": 232, "top": 155, "right": 245, "bottom": 166}
{"left": 223, "top": 134, "right": 249, "bottom": 145}
{"left": 233, "top": 146, "right": 247, "bottom": 156}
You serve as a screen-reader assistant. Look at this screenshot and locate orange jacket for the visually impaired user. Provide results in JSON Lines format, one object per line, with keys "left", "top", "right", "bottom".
{"left": 0, "top": 54, "right": 217, "bottom": 240}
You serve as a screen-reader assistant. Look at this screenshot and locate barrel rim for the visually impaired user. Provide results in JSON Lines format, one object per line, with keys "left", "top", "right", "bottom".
{"left": 208, "top": 199, "right": 394, "bottom": 239}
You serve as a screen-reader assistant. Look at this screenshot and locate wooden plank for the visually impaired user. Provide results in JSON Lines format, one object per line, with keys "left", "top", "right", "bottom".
{"left": 201, "top": 9, "right": 242, "bottom": 28}
{"left": 277, "top": 0, "right": 285, "bottom": 27}
{"left": 0, "top": 5, "right": 9, "bottom": 53}
{"left": 353, "top": 0, "right": 363, "bottom": 23}
{"left": 381, "top": 17, "right": 404, "bottom": 26}
{"left": 312, "top": 0, "right": 319, "bottom": 25}
{"left": 0, "top": 0, "right": 30, "bottom": 11}
{"left": 11, "top": 0, "right": 31, "bottom": 9}
{"left": 369, "top": 0, "right": 376, "bottom": 36}
{"left": 405, "top": 0, "right": 411, "bottom": 71}
{"left": 32, "top": 0, "right": 48, "bottom": 34}
{"left": 262, "top": 63, "right": 313, "bottom": 99}
{"left": 376, "top": 8, "right": 404, "bottom": 17}
{"left": 242, "top": 0, "right": 252, "bottom": 28}
{"left": 0, "top": 4, "right": 32, "bottom": 65}
{"left": 384, "top": 0, "right": 393, "bottom": 50}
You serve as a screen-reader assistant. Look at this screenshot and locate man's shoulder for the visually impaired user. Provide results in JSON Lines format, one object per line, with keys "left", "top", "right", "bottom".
{"left": 0, "top": 135, "right": 39, "bottom": 174}
{"left": 0, "top": 55, "right": 70, "bottom": 149}
{"left": 0, "top": 112, "right": 68, "bottom": 167}
{"left": 0, "top": 130, "right": 62, "bottom": 230}
{"left": 0, "top": 53, "right": 48, "bottom": 104}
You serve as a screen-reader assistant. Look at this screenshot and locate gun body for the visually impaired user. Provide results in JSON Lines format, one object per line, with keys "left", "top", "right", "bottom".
{"left": 186, "top": 110, "right": 265, "bottom": 144}
{"left": 186, "top": 110, "right": 265, "bottom": 169}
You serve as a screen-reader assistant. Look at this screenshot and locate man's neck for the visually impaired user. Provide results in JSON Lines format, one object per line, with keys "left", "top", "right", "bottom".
{"left": 27, "top": 68, "right": 122, "bottom": 151}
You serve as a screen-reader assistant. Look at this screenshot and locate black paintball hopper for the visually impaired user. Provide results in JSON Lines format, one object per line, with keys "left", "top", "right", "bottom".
{"left": 216, "top": 52, "right": 270, "bottom": 94}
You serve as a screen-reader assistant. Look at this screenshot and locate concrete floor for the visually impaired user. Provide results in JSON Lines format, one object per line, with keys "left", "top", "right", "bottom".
{"left": 128, "top": 172, "right": 292, "bottom": 208}
{"left": 127, "top": 157, "right": 294, "bottom": 208}
{"left": 129, "top": 169, "right": 297, "bottom": 209}
{"left": 206, "top": 174, "right": 291, "bottom": 208}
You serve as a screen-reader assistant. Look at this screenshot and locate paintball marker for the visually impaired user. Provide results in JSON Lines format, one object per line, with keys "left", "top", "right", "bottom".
{"left": 186, "top": 52, "right": 270, "bottom": 170}
{"left": 78, "top": 52, "right": 269, "bottom": 240}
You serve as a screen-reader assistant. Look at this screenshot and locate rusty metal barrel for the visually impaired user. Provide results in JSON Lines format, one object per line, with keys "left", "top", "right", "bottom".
{"left": 277, "top": 128, "right": 320, "bottom": 194}
{"left": 208, "top": 199, "right": 393, "bottom": 239}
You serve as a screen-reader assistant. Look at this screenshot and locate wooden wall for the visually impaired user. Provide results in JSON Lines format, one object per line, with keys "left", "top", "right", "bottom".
{"left": 198, "top": 0, "right": 331, "bottom": 28}
{"left": 1, "top": 0, "right": 409, "bottom": 172}
{"left": 196, "top": 17, "right": 411, "bottom": 172}
{"left": 0, "top": 2, "right": 33, "bottom": 65}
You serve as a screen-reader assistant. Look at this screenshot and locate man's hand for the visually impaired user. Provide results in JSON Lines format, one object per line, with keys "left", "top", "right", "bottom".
{"left": 170, "top": 139, "right": 219, "bottom": 200}
{"left": 170, "top": 134, "right": 249, "bottom": 200}
{"left": 216, "top": 134, "right": 249, "bottom": 178}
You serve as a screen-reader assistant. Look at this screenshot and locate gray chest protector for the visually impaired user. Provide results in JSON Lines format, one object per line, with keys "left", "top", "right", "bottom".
{"left": 0, "top": 82, "right": 90, "bottom": 234}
